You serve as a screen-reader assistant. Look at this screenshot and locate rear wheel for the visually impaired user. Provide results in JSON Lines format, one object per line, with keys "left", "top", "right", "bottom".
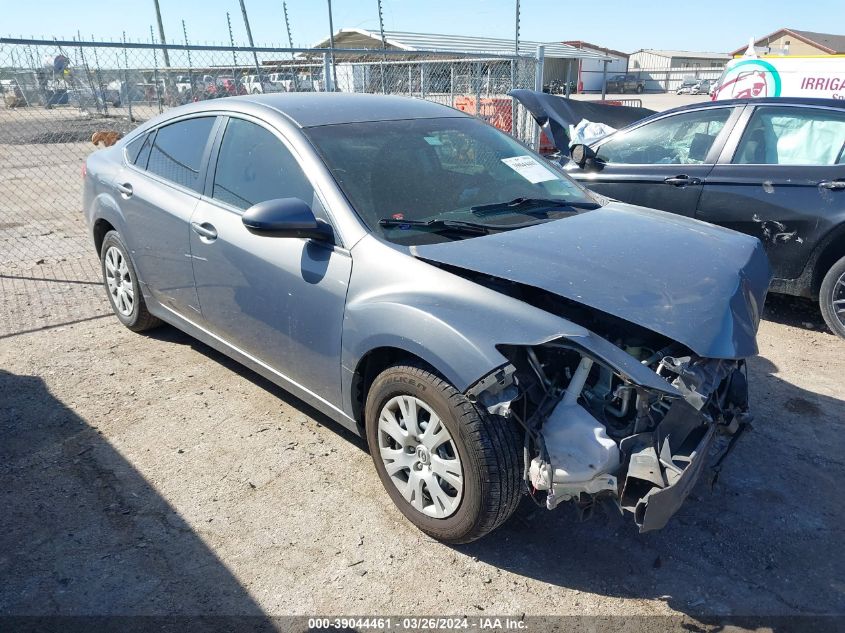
{"left": 365, "top": 364, "right": 522, "bottom": 544}
{"left": 819, "top": 255, "right": 845, "bottom": 339}
{"left": 100, "top": 231, "right": 161, "bottom": 332}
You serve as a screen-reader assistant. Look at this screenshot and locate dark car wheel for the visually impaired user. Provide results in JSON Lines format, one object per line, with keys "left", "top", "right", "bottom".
{"left": 365, "top": 364, "right": 522, "bottom": 544}
{"left": 636, "top": 84, "right": 644, "bottom": 94}
{"left": 820, "top": 254, "right": 845, "bottom": 339}
{"left": 100, "top": 231, "right": 161, "bottom": 332}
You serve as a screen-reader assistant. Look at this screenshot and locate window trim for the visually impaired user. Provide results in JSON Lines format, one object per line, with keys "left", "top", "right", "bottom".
{"left": 724, "top": 103, "right": 845, "bottom": 167}
{"left": 592, "top": 105, "right": 742, "bottom": 167}
{"left": 202, "top": 113, "right": 341, "bottom": 237}
{"left": 123, "top": 113, "right": 223, "bottom": 198}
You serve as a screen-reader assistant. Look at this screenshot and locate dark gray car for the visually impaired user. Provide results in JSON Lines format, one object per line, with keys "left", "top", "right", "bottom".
{"left": 83, "top": 94, "right": 770, "bottom": 543}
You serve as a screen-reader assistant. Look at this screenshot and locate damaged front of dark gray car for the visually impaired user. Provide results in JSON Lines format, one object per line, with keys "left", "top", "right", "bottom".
{"left": 416, "top": 205, "right": 771, "bottom": 531}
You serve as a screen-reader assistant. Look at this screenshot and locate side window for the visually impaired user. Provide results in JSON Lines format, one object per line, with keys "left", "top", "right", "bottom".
{"left": 733, "top": 107, "right": 845, "bottom": 165}
{"left": 212, "top": 118, "right": 314, "bottom": 210}
{"left": 146, "top": 117, "right": 215, "bottom": 191}
{"left": 597, "top": 108, "right": 732, "bottom": 165}
{"left": 125, "top": 133, "right": 147, "bottom": 164}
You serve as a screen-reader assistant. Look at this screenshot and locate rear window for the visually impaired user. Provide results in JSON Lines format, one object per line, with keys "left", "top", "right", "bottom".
{"left": 733, "top": 106, "right": 845, "bottom": 165}
{"left": 145, "top": 117, "right": 215, "bottom": 191}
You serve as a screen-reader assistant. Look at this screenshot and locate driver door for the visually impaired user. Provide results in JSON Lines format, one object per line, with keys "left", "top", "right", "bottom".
{"left": 189, "top": 116, "right": 352, "bottom": 406}
{"left": 569, "top": 106, "right": 741, "bottom": 217}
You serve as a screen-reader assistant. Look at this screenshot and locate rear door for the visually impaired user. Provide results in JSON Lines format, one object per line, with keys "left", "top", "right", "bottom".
{"left": 697, "top": 104, "right": 845, "bottom": 281}
{"left": 115, "top": 115, "right": 219, "bottom": 317}
{"left": 569, "top": 106, "right": 741, "bottom": 217}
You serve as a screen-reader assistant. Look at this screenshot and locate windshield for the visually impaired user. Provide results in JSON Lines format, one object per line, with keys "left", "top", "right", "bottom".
{"left": 304, "top": 116, "right": 598, "bottom": 245}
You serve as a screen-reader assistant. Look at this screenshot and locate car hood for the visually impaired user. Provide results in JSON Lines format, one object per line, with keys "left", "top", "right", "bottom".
{"left": 509, "top": 89, "right": 655, "bottom": 156}
{"left": 411, "top": 202, "right": 771, "bottom": 359}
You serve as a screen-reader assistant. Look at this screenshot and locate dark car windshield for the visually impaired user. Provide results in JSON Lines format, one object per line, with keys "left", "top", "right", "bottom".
{"left": 304, "top": 116, "right": 599, "bottom": 245}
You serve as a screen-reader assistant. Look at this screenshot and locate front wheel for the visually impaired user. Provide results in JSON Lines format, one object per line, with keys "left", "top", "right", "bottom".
{"left": 365, "top": 365, "right": 523, "bottom": 544}
{"left": 819, "top": 254, "right": 845, "bottom": 339}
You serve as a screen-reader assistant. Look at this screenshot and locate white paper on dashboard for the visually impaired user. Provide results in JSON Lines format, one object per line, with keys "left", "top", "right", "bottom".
{"left": 500, "top": 155, "right": 557, "bottom": 184}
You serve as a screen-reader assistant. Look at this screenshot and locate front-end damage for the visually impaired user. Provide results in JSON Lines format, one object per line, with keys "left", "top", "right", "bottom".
{"left": 467, "top": 338, "right": 751, "bottom": 532}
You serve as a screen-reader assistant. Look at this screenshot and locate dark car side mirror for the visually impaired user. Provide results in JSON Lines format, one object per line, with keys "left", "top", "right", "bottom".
{"left": 242, "top": 197, "right": 332, "bottom": 241}
{"left": 570, "top": 143, "right": 601, "bottom": 171}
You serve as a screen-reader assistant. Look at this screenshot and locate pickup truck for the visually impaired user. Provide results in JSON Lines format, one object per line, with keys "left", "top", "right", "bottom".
{"left": 605, "top": 74, "right": 645, "bottom": 94}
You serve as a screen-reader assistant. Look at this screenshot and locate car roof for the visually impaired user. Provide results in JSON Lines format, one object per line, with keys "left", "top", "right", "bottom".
{"left": 178, "top": 93, "right": 470, "bottom": 128}
{"left": 609, "top": 96, "right": 845, "bottom": 134}
{"left": 658, "top": 96, "right": 845, "bottom": 115}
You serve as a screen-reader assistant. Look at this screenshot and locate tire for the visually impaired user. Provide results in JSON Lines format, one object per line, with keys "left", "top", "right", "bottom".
{"left": 100, "top": 231, "right": 161, "bottom": 332}
{"left": 636, "top": 84, "right": 644, "bottom": 94}
{"left": 819, "top": 254, "right": 845, "bottom": 339}
{"left": 365, "top": 364, "right": 522, "bottom": 543}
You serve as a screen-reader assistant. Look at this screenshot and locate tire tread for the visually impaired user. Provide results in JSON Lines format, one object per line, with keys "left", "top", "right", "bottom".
{"left": 368, "top": 364, "right": 522, "bottom": 543}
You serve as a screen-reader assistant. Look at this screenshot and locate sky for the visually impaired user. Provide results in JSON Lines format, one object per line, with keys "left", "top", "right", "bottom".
{"left": 2, "top": 0, "right": 841, "bottom": 54}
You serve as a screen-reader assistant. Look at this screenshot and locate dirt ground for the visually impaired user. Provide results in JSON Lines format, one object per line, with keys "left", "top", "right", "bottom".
{"left": 0, "top": 98, "right": 843, "bottom": 628}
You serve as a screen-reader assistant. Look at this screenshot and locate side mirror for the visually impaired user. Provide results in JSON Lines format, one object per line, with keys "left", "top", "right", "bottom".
{"left": 242, "top": 198, "right": 332, "bottom": 241}
{"left": 570, "top": 143, "right": 597, "bottom": 169}
{"left": 570, "top": 144, "right": 604, "bottom": 172}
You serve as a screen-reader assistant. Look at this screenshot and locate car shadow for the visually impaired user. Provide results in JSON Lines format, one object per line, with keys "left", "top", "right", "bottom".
{"left": 454, "top": 354, "right": 845, "bottom": 620}
{"left": 144, "top": 326, "right": 366, "bottom": 452}
{"left": 762, "top": 293, "right": 831, "bottom": 333}
{"left": 143, "top": 325, "right": 843, "bottom": 621}
{"left": 0, "top": 368, "right": 276, "bottom": 622}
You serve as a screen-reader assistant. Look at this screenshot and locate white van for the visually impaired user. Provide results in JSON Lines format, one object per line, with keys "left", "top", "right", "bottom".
{"left": 713, "top": 52, "right": 845, "bottom": 101}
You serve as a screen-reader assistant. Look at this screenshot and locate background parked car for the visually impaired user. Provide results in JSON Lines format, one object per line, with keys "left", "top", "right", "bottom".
{"left": 690, "top": 79, "right": 712, "bottom": 95}
{"left": 267, "top": 71, "right": 313, "bottom": 92}
{"left": 676, "top": 77, "right": 700, "bottom": 95}
{"left": 561, "top": 97, "right": 845, "bottom": 337}
{"left": 605, "top": 74, "right": 645, "bottom": 94}
{"left": 242, "top": 74, "right": 284, "bottom": 94}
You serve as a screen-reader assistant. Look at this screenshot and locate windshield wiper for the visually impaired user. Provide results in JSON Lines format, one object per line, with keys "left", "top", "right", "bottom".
{"left": 378, "top": 217, "right": 494, "bottom": 235}
{"left": 470, "top": 197, "right": 598, "bottom": 216}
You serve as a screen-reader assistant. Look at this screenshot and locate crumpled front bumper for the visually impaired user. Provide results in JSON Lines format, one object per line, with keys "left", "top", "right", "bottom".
{"left": 618, "top": 400, "right": 742, "bottom": 532}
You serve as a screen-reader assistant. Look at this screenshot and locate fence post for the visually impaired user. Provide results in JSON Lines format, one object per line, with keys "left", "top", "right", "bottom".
{"left": 182, "top": 20, "right": 195, "bottom": 102}
{"left": 420, "top": 63, "right": 426, "bottom": 99}
{"left": 322, "top": 52, "right": 333, "bottom": 91}
{"left": 601, "top": 59, "right": 608, "bottom": 100}
{"left": 450, "top": 64, "right": 455, "bottom": 108}
{"left": 150, "top": 27, "right": 163, "bottom": 114}
{"left": 474, "top": 62, "right": 481, "bottom": 117}
{"left": 532, "top": 45, "right": 545, "bottom": 150}
{"left": 122, "top": 32, "right": 133, "bottom": 121}
{"left": 510, "top": 58, "right": 516, "bottom": 135}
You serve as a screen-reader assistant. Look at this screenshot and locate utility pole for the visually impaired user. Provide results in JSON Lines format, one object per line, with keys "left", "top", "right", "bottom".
{"left": 238, "top": 0, "right": 264, "bottom": 87}
{"left": 326, "top": 0, "right": 337, "bottom": 90}
{"left": 514, "top": 0, "right": 520, "bottom": 56}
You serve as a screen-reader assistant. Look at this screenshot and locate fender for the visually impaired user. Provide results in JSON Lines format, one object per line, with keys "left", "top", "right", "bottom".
{"left": 339, "top": 236, "right": 589, "bottom": 418}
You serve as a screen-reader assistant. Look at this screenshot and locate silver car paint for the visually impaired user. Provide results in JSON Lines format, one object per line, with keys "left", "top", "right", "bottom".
{"left": 83, "top": 94, "right": 769, "bottom": 438}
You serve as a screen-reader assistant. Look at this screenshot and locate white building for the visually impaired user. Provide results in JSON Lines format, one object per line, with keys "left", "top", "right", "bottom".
{"left": 628, "top": 49, "right": 730, "bottom": 92}
{"left": 562, "top": 41, "right": 628, "bottom": 92}
{"left": 307, "top": 28, "right": 611, "bottom": 93}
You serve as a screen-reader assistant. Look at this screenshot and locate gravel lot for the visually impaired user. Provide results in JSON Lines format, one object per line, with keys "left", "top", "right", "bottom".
{"left": 0, "top": 97, "right": 843, "bottom": 628}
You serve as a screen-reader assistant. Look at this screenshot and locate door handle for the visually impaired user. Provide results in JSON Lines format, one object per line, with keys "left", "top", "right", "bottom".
{"left": 191, "top": 221, "right": 218, "bottom": 240}
{"left": 664, "top": 175, "right": 701, "bottom": 187}
{"left": 819, "top": 180, "right": 845, "bottom": 191}
{"left": 116, "top": 182, "right": 133, "bottom": 197}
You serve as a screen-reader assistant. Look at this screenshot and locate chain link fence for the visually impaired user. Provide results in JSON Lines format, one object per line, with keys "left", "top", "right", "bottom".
{"left": 0, "top": 37, "right": 538, "bottom": 336}
{"left": 0, "top": 38, "right": 538, "bottom": 213}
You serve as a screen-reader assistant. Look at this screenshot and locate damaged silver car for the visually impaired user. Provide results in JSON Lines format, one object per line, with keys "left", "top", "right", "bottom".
{"left": 83, "top": 94, "right": 771, "bottom": 543}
